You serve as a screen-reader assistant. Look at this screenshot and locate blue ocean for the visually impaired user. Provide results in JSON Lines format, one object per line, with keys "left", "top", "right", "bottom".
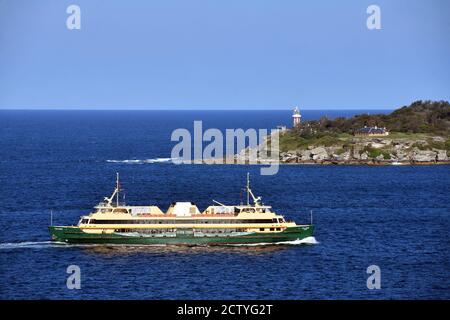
{"left": 0, "top": 110, "right": 449, "bottom": 300}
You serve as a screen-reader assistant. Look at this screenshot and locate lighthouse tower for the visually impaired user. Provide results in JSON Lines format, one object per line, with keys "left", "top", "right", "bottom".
{"left": 292, "top": 107, "right": 301, "bottom": 128}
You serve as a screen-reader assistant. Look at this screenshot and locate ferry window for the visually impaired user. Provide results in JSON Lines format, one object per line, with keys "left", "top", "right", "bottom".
{"left": 270, "top": 228, "right": 274, "bottom": 231}
{"left": 260, "top": 228, "right": 265, "bottom": 231}
{"left": 276, "top": 228, "right": 281, "bottom": 231}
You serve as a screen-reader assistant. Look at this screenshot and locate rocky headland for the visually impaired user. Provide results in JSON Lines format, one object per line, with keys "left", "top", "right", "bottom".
{"left": 235, "top": 100, "right": 450, "bottom": 166}
{"left": 275, "top": 135, "right": 448, "bottom": 165}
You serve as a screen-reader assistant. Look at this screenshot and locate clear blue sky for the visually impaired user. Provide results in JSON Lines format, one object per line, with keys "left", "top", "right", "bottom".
{"left": 0, "top": 0, "right": 449, "bottom": 110}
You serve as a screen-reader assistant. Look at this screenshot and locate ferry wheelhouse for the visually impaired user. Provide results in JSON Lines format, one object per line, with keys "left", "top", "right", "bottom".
{"left": 49, "top": 174, "right": 314, "bottom": 245}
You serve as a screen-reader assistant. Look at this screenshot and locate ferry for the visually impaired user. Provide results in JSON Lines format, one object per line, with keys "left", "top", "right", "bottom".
{"left": 49, "top": 174, "right": 314, "bottom": 245}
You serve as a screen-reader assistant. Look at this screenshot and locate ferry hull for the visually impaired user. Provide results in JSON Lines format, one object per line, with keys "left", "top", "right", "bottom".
{"left": 48, "top": 226, "right": 314, "bottom": 246}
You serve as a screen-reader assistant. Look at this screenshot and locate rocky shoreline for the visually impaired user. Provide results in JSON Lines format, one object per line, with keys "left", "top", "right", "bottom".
{"left": 233, "top": 135, "right": 450, "bottom": 166}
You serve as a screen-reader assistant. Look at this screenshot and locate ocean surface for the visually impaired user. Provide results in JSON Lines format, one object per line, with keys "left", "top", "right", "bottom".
{"left": 0, "top": 110, "right": 449, "bottom": 300}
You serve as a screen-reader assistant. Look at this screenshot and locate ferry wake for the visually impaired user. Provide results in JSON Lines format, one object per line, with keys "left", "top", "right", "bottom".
{"left": 49, "top": 174, "right": 314, "bottom": 245}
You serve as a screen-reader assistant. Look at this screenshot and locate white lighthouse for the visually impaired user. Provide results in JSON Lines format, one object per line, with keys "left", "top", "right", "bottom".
{"left": 292, "top": 107, "right": 301, "bottom": 127}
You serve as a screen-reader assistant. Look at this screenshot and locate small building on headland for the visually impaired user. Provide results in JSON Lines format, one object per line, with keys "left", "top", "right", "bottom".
{"left": 292, "top": 107, "right": 301, "bottom": 128}
{"left": 354, "top": 126, "right": 389, "bottom": 137}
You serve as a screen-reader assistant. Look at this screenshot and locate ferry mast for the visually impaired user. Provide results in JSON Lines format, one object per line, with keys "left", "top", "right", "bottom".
{"left": 246, "top": 173, "right": 262, "bottom": 206}
{"left": 104, "top": 172, "right": 121, "bottom": 207}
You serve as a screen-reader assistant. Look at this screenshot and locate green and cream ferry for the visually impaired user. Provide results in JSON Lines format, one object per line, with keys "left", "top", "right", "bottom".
{"left": 49, "top": 174, "right": 314, "bottom": 245}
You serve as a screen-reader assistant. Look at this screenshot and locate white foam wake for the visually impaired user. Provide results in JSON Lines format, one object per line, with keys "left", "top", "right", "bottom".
{"left": 106, "top": 158, "right": 175, "bottom": 164}
{"left": 0, "top": 237, "right": 319, "bottom": 250}
{"left": 280, "top": 236, "right": 319, "bottom": 245}
{"left": 0, "top": 241, "right": 68, "bottom": 249}
{"left": 0, "top": 241, "right": 170, "bottom": 249}
{"left": 227, "top": 236, "right": 319, "bottom": 247}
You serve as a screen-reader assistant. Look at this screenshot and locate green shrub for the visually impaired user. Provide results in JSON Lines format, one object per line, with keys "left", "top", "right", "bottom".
{"left": 426, "top": 139, "right": 450, "bottom": 151}
{"left": 362, "top": 146, "right": 391, "bottom": 159}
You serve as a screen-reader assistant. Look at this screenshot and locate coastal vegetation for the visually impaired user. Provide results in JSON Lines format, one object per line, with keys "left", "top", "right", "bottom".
{"left": 291, "top": 100, "right": 450, "bottom": 138}
{"left": 279, "top": 100, "right": 450, "bottom": 153}
{"left": 239, "top": 101, "right": 450, "bottom": 165}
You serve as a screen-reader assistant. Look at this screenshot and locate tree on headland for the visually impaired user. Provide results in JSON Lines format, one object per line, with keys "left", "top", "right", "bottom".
{"left": 296, "top": 100, "right": 450, "bottom": 137}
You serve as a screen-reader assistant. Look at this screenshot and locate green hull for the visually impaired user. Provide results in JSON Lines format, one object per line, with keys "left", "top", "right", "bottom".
{"left": 49, "top": 226, "right": 314, "bottom": 246}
